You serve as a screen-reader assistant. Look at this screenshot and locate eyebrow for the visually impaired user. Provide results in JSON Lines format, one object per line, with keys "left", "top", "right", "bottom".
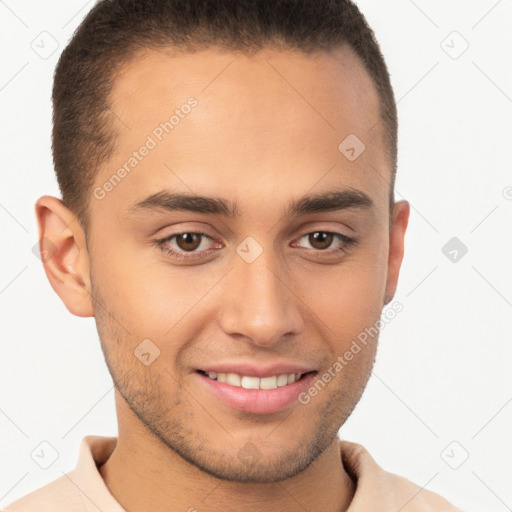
{"left": 127, "top": 187, "right": 374, "bottom": 219}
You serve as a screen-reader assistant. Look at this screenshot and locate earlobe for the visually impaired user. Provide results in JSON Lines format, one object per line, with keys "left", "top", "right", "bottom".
{"left": 383, "top": 200, "right": 410, "bottom": 306}
{"left": 34, "top": 195, "right": 94, "bottom": 318}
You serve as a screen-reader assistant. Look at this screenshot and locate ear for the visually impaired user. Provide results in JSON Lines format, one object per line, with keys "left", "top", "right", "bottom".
{"left": 383, "top": 200, "right": 410, "bottom": 305}
{"left": 34, "top": 195, "right": 94, "bottom": 317}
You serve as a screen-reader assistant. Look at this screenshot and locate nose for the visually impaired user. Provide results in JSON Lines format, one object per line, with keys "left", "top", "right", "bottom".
{"left": 218, "top": 244, "right": 304, "bottom": 348}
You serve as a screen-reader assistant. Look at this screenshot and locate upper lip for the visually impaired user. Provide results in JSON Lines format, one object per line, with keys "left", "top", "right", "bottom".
{"left": 197, "top": 361, "right": 316, "bottom": 378}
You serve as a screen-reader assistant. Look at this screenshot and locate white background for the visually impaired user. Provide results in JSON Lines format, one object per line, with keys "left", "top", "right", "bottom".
{"left": 1, "top": 1, "right": 511, "bottom": 510}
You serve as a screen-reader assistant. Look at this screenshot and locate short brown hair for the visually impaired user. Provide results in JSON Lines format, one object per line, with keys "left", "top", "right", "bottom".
{"left": 52, "top": 0, "right": 397, "bottom": 230}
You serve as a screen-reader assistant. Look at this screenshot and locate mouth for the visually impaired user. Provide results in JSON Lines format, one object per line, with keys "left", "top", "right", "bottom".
{"left": 196, "top": 369, "right": 315, "bottom": 390}
{"left": 195, "top": 368, "right": 319, "bottom": 414}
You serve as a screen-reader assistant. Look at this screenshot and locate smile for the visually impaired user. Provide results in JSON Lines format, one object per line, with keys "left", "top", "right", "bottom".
{"left": 197, "top": 370, "right": 309, "bottom": 390}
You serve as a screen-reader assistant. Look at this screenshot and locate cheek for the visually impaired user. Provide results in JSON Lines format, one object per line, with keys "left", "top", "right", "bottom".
{"left": 303, "top": 254, "right": 388, "bottom": 337}
{"left": 90, "top": 236, "right": 215, "bottom": 345}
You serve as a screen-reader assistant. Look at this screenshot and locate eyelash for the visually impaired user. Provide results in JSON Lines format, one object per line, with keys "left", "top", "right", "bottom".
{"left": 154, "top": 230, "right": 358, "bottom": 261}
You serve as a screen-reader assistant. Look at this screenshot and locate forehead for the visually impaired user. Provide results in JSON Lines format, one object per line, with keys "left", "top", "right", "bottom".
{"left": 94, "top": 45, "right": 389, "bottom": 220}
{"left": 110, "top": 45, "right": 381, "bottom": 136}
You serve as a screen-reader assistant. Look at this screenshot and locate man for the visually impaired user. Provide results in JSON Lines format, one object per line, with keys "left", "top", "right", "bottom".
{"left": 5, "top": 0, "right": 464, "bottom": 510}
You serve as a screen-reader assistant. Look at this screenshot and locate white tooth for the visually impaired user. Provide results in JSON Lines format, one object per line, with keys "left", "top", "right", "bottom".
{"left": 277, "top": 374, "right": 288, "bottom": 386}
{"left": 208, "top": 371, "right": 217, "bottom": 379}
{"left": 260, "top": 376, "right": 278, "bottom": 390}
{"left": 226, "top": 373, "right": 241, "bottom": 387}
{"left": 295, "top": 373, "right": 301, "bottom": 381}
{"left": 241, "top": 376, "right": 260, "bottom": 389}
{"left": 287, "top": 373, "right": 296, "bottom": 384}
{"left": 217, "top": 372, "right": 227, "bottom": 383}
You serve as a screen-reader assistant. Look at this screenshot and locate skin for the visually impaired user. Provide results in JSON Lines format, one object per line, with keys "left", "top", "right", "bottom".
{"left": 36, "top": 45, "right": 409, "bottom": 511}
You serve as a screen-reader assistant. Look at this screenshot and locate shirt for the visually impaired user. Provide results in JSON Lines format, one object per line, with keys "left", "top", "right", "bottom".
{"left": 3, "top": 435, "right": 465, "bottom": 511}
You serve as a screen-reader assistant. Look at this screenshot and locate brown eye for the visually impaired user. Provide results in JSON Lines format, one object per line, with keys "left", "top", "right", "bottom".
{"left": 294, "top": 231, "right": 357, "bottom": 257}
{"left": 175, "top": 233, "right": 203, "bottom": 251}
{"left": 308, "top": 232, "right": 334, "bottom": 250}
{"left": 155, "top": 231, "right": 219, "bottom": 261}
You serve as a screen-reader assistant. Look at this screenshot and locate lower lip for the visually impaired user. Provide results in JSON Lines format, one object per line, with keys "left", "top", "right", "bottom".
{"left": 196, "top": 371, "right": 317, "bottom": 414}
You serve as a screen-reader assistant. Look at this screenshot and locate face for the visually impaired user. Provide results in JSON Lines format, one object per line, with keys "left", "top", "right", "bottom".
{"left": 83, "top": 45, "right": 407, "bottom": 483}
